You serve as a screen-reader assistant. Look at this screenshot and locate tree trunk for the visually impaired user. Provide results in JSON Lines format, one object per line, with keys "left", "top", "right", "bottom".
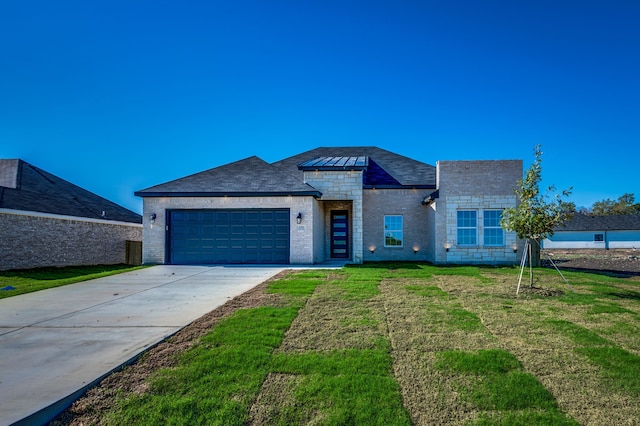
{"left": 530, "top": 239, "right": 541, "bottom": 267}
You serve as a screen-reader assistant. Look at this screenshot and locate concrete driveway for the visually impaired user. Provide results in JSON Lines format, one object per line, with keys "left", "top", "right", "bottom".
{"left": 0, "top": 265, "right": 289, "bottom": 425}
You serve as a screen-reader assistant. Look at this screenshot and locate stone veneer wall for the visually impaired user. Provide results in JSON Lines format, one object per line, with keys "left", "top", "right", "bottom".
{"left": 303, "top": 170, "right": 364, "bottom": 263}
{"left": 141, "top": 196, "right": 317, "bottom": 264}
{"left": 0, "top": 209, "right": 142, "bottom": 271}
{"left": 362, "top": 188, "right": 431, "bottom": 262}
{"left": 434, "top": 160, "right": 523, "bottom": 265}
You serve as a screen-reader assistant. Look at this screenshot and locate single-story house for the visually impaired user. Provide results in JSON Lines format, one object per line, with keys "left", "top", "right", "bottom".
{"left": 0, "top": 159, "right": 143, "bottom": 271}
{"left": 135, "top": 147, "right": 523, "bottom": 265}
{"left": 543, "top": 214, "right": 640, "bottom": 249}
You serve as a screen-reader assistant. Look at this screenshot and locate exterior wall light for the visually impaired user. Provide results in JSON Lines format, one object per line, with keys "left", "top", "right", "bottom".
{"left": 513, "top": 245, "right": 518, "bottom": 253}
{"left": 369, "top": 245, "right": 376, "bottom": 254}
{"left": 296, "top": 212, "right": 302, "bottom": 224}
{"left": 150, "top": 213, "right": 157, "bottom": 224}
{"left": 413, "top": 246, "right": 420, "bottom": 254}
{"left": 444, "top": 243, "right": 451, "bottom": 252}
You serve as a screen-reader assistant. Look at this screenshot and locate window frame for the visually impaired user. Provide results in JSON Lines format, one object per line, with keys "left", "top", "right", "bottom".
{"left": 384, "top": 215, "right": 404, "bottom": 247}
{"left": 457, "top": 210, "right": 478, "bottom": 246}
{"left": 594, "top": 233, "right": 604, "bottom": 242}
{"left": 483, "top": 209, "right": 505, "bottom": 246}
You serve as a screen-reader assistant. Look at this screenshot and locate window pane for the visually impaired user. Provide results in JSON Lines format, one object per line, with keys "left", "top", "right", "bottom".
{"left": 484, "top": 210, "right": 502, "bottom": 227}
{"left": 484, "top": 228, "right": 504, "bottom": 246}
{"left": 457, "top": 211, "right": 477, "bottom": 227}
{"left": 384, "top": 216, "right": 403, "bottom": 247}
{"left": 457, "top": 229, "right": 477, "bottom": 245}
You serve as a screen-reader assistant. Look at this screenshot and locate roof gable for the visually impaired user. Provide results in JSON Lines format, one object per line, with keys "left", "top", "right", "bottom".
{"left": 0, "top": 159, "right": 142, "bottom": 223}
{"left": 135, "top": 156, "right": 320, "bottom": 197}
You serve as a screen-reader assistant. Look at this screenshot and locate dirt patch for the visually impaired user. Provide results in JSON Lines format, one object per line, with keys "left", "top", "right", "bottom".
{"left": 542, "top": 248, "right": 640, "bottom": 277}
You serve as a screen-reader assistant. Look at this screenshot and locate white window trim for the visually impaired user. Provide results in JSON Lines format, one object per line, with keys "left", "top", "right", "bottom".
{"left": 384, "top": 215, "right": 404, "bottom": 248}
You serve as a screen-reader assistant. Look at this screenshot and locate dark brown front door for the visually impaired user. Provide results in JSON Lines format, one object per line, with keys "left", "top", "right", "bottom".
{"left": 330, "top": 211, "right": 349, "bottom": 259}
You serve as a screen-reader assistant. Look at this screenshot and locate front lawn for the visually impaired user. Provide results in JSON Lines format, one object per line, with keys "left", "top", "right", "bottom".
{"left": 0, "top": 264, "right": 146, "bottom": 299}
{"left": 59, "top": 264, "right": 640, "bottom": 425}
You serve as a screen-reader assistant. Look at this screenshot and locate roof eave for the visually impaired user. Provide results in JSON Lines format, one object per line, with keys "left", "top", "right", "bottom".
{"left": 134, "top": 190, "right": 322, "bottom": 198}
{"left": 363, "top": 184, "right": 436, "bottom": 190}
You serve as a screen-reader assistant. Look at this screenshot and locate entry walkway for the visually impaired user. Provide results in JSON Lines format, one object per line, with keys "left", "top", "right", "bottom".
{"left": 0, "top": 265, "right": 292, "bottom": 425}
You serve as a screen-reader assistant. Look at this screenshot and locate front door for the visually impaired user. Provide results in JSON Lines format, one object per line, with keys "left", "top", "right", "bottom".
{"left": 330, "top": 210, "right": 349, "bottom": 259}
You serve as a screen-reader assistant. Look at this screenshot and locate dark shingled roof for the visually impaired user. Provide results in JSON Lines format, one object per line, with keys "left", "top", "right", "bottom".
{"left": 135, "top": 147, "right": 436, "bottom": 198}
{"left": 0, "top": 159, "right": 142, "bottom": 223}
{"left": 135, "top": 156, "right": 321, "bottom": 197}
{"left": 274, "top": 146, "right": 436, "bottom": 188}
{"left": 555, "top": 214, "right": 640, "bottom": 232}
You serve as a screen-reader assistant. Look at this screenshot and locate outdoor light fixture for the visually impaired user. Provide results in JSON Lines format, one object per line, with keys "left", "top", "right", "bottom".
{"left": 296, "top": 212, "right": 302, "bottom": 224}
{"left": 150, "top": 213, "right": 157, "bottom": 224}
{"left": 369, "top": 245, "right": 376, "bottom": 254}
{"left": 513, "top": 245, "right": 518, "bottom": 253}
{"left": 413, "top": 246, "right": 419, "bottom": 254}
{"left": 445, "top": 243, "right": 451, "bottom": 252}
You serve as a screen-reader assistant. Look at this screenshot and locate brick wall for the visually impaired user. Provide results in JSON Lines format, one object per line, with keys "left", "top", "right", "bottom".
{"left": 434, "top": 160, "right": 523, "bottom": 265}
{"left": 0, "top": 210, "right": 142, "bottom": 271}
{"left": 362, "top": 188, "right": 431, "bottom": 261}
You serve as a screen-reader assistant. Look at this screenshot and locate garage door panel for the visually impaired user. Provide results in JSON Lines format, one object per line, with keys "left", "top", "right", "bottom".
{"left": 169, "top": 209, "right": 290, "bottom": 264}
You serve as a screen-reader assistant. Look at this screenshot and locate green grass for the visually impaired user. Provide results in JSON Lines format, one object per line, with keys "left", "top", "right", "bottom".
{"left": 73, "top": 263, "right": 640, "bottom": 424}
{"left": 435, "top": 350, "right": 570, "bottom": 420}
{"left": 108, "top": 306, "right": 302, "bottom": 425}
{"left": 577, "top": 346, "right": 640, "bottom": 397}
{"left": 0, "top": 264, "right": 145, "bottom": 299}
{"left": 269, "top": 343, "right": 411, "bottom": 425}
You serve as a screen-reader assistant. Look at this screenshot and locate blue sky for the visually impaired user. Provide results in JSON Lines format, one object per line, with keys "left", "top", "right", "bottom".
{"left": 2, "top": 0, "right": 638, "bottom": 214}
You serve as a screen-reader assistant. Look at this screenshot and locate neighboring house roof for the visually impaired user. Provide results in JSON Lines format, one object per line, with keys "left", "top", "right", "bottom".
{"left": 274, "top": 146, "right": 436, "bottom": 188}
{"left": 135, "top": 156, "right": 321, "bottom": 197}
{"left": 0, "top": 159, "right": 142, "bottom": 223}
{"left": 555, "top": 214, "right": 640, "bottom": 232}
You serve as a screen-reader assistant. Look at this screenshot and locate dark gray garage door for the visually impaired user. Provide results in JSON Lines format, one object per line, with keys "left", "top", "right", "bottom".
{"left": 168, "top": 209, "right": 290, "bottom": 264}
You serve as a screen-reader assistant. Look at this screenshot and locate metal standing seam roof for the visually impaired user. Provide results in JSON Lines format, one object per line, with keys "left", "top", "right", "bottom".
{"left": 297, "top": 156, "right": 369, "bottom": 170}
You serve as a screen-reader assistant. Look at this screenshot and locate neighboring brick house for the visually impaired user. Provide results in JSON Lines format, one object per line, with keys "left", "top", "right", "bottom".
{"left": 0, "top": 159, "right": 143, "bottom": 271}
{"left": 135, "top": 147, "right": 522, "bottom": 265}
{"left": 543, "top": 214, "right": 640, "bottom": 249}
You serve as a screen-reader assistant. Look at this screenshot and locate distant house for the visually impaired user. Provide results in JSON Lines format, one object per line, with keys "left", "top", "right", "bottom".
{"left": 0, "top": 159, "right": 142, "bottom": 271}
{"left": 135, "top": 147, "right": 523, "bottom": 265}
{"left": 543, "top": 214, "right": 640, "bottom": 249}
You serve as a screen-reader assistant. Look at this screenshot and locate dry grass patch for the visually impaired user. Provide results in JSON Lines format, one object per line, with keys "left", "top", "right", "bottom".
{"left": 434, "top": 272, "right": 640, "bottom": 425}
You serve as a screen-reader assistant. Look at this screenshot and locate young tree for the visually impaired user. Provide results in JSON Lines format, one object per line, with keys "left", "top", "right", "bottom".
{"left": 501, "top": 145, "right": 573, "bottom": 287}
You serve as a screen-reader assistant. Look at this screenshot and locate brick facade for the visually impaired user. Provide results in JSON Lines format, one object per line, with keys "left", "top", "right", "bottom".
{"left": 137, "top": 153, "right": 523, "bottom": 266}
{"left": 0, "top": 209, "right": 142, "bottom": 271}
{"left": 362, "top": 189, "right": 431, "bottom": 261}
{"left": 430, "top": 160, "right": 523, "bottom": 264}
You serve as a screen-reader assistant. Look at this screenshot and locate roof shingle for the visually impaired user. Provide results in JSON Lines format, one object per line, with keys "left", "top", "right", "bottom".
{"left": 555, "top": 214, "right": 640, "bottom": 231}
{"left": 0, "top": 159, "right": 142, "bottom": 223}
{"left": 135, "top": 156, "right": 320, "bottom": 197}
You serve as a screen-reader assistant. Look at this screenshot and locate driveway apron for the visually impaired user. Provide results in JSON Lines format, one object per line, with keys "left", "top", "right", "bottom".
{"left": 0, "top": 265, "right": 285, "bottom": 425}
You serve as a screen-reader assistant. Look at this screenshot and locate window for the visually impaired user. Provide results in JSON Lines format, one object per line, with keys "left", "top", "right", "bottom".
{"left": 384, "top": 215, "right": 403, "bottom": 247}
{"left": 457, "top": 211, "right": 477, "bottom": 245}
{"left": 483, "top": 210, "right": 504, "bottom": 246}
{"left": 594, "top": 233, "right": 604, "bottom": 242}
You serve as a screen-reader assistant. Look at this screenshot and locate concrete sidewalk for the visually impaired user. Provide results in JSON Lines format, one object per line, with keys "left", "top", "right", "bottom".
{"left": 0, "top": 265, "right": 290, "bottom": 425}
